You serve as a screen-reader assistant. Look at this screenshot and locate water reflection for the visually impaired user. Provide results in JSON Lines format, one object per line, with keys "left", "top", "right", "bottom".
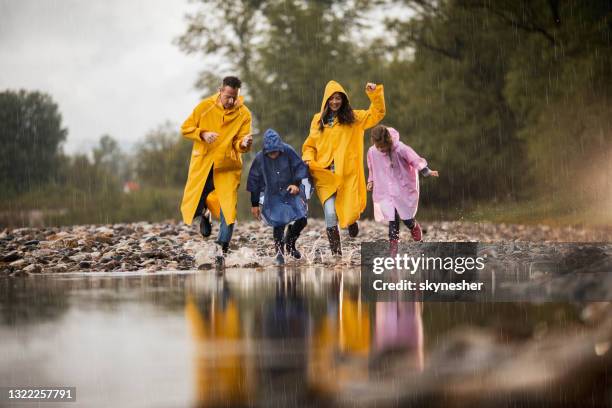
{"left": 184, "top": 269, "right": 425, "bottom": 406}
{"left": 0, "top": 269, "right": 589, "bottom": 407}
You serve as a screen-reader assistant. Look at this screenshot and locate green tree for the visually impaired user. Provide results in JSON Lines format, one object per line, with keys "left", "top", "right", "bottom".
{"left": 134, "top": 122, "right": 191, "bottom": 188}
{"left": 0, "top": 89, "right": 67, "bottom": 194}
{"left": 92, "top": 134, "right": 133, "bottom": 183}
{"left": 383, "top": 1, "right": 525, "bottom": 203}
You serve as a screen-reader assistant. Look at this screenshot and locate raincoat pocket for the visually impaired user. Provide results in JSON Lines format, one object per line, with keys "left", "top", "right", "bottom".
{"left": 215, "top": 148, "right": 242, "bottom": 171}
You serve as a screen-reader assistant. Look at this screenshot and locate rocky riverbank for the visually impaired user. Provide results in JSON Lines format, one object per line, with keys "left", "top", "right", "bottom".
{"left": 1, "top": 219, "right": 610, "bottom": 276}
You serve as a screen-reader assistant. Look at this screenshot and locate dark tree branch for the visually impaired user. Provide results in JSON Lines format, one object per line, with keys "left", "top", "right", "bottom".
{"left": 459, "top": 0, "right": 557, "bottom": 45}
{"left": 406, "top": 34, "right": 461, "bottom": 60}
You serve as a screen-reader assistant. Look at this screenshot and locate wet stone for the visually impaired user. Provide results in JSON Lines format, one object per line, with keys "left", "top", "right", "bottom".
{"left": 23, "top": 264, "right": 42, "bottom": 274}
{"left": 2, "top": 251, "right": 21, "bottom": 262}
{"left": 10, "top": 259, "right": 26, "bottom": 268}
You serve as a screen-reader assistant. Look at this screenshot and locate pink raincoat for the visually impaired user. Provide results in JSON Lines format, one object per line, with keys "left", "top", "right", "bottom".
{"left": 367, "top": 128, "right": 427, "bottom": 222}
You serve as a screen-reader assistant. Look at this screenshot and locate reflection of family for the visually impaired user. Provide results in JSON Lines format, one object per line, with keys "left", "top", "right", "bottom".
{"left": 180, "top": 76, "right": 438, "bottom": 267}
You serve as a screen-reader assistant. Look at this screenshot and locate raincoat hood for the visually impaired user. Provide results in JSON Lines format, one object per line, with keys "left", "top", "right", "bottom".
{"left": 388, "top": 127, "right": 401, "bottom": 149}
{"left": 263, "top": 128, "right": 284, "bottom": 154}
{"left": 319, "top": 80, "right": 350, "bottom": 114}
{"left": 211, "top": 92, "right": 246, "bottom": 122}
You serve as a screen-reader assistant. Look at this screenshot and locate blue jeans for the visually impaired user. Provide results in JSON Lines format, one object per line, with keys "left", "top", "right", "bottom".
{"left": 323, "top": 194, "right": 338, "bottom": 228}
{"left": 216, "top": 209, "right": 234, "bottom": 245}
{"left": 195, "top": 168, "right": 234, "bottom": 247}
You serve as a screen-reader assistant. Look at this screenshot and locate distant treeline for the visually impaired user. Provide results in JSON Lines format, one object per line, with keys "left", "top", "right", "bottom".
{"left": 0, "top": 90, "right": 191, "bottom": 225}
{"left": 1, "top": 0, "right": 611, "bottom": 226}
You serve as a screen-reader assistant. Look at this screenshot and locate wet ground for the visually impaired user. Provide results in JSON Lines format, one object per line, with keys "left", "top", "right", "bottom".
{"left": 1, "top": 219, "right": 611, "bottom": 274}
{"left": 1, "top": 266, "right": 611, "bottom": 407}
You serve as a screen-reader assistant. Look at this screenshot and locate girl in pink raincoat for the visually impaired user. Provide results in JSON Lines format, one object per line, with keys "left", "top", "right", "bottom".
{"left": 366, "top": 125, "right": 439, "bottom": 242}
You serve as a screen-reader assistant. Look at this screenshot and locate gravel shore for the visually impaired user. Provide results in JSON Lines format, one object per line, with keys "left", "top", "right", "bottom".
{"left": 1, "top": 219, "right": 610, "bottom": 276}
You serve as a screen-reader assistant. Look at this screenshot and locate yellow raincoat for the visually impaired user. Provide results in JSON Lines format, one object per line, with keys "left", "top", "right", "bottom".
{"left": 302, "top": 81, "right": 385, "bottom": 228}
{"left": 180, "top": 93, "right": 252, "bottom": 225}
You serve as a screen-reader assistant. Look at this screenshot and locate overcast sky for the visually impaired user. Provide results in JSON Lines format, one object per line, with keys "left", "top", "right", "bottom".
{"left": 0, "top": 0, "right": 204, "bottom": 154}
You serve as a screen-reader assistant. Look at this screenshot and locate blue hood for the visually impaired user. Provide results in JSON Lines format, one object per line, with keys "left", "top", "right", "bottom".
{"left": 263, "top": 128, "right": 284, "bottom": 154}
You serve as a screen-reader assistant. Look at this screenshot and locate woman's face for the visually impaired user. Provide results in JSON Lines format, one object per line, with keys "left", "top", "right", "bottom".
{"left": 327, "top": 93, "right": 343, "bottom": 112}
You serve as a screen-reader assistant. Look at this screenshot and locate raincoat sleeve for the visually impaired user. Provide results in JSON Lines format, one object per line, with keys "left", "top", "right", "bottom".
{"left": 357, "top": 85, "right": 386, "bottom": 130}
{"left": 302, "top": 114, "right": 320, "bottom": 163}
{"left": 232, "top": 110, "right": 253, "bottom": 153}
{"left": 287, "top": 146, "right": 309, "bottom": 185}
{"left": 246, "top": 153, "right": 264, "bottom": 194}
{"left": 367, "top": 148, "right": 374, "bottom": 183}
{"left": 399, "top": 143, "right": 428, "bottom": 171}
{"left": 181, "top": 101, "right": 207, "bottom": 142}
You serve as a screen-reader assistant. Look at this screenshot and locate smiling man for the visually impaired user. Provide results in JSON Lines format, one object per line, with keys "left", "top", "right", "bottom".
{"left": 180, "top": 76, "right": 253, "bottom": 268}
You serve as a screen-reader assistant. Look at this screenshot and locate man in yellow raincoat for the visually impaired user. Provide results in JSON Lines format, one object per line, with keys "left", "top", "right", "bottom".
{"left": 180, "top": 76, "right": 253, "bottom": 266}
{"left": 302, "top": 80, "right": 385, "bottom": 256}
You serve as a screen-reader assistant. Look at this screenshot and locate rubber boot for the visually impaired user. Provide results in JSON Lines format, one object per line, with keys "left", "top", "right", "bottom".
{"left": 348, "top": 222, "right": 359, "bottom": 238}
{"left": 274, "top": 239, "right": 285, "bottom": 265}
{"left": 410, "top": 222, "right": 422, "bottom": 242}
{"left": 200, "top": 209, "right": 212, "bottom": 238}
{"left": 284, "top": 226, "right": 302, "bottom": 259}
{"left": 326, "top": 226, "right": 342, "bottom": 256}
{"left": 215, "top": 241, "right": 229, "bottom": 269}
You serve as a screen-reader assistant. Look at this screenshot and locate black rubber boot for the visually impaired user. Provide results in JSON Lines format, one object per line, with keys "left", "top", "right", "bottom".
{"left": 284, "top": 225, "right": 302, "bottom": 259}
{"left": 274, "top": 239, "right": 285, "bottom": 265}
{"left": 200, "top": 210, "right": 212, "bottom": 238}
{"left": 348, "top": 222, "right": 359, "bottom": 238}
{"left": 215, "top": 242, "right": 229, "bottom": 269}
{"left": 326, "top": 226, "right": 342, "bottom": 256}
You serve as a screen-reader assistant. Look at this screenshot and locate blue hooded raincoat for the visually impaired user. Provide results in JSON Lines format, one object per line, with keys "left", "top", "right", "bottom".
{"left": 247, "top": 129, "right": 310, "bottom": 227}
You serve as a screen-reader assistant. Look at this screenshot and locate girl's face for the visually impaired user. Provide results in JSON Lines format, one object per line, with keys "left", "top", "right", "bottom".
{"left": 327, "top": 93, "right": 343, "bottom": 112}
{"left": 376, "top": 143, "right": 391, "bottom": 153}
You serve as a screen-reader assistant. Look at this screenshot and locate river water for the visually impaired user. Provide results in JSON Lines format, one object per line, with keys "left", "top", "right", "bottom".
{"left": 0, "top": 268, "right": 586, "bottom": 407}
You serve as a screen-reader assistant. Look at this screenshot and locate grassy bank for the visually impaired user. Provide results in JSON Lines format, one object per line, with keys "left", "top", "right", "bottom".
{"left": 1, "top": 185, "right": 610, "bottom": 228}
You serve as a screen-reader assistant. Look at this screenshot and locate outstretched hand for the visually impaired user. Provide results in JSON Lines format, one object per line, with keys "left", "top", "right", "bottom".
{"left": 430, "top": 170, "right": 439, "bottom": 177}
{"left": 366, "top": 83, "right": 377, "bottom": 92}
{"left": 241, "top": 134, "right": 253, "bottom": 149}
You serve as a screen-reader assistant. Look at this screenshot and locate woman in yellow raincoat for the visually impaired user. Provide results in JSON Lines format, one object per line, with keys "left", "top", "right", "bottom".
{"left": 302, "top": 81, "right": 385, "bottom": 255}
{"left": 180, "top": 76, "right": 253, "bottom": 266}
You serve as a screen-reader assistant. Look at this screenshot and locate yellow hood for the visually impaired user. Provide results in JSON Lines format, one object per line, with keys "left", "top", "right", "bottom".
{"left": 209, "top": 92, "right": 246, "bottom": 120}
{"left": 319, "top": 80, "right": 350, "bottom": 114}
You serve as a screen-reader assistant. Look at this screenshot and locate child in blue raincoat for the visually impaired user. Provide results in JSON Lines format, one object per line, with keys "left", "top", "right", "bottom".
{"left": 247, "top": 129, "right": 310, "bottom": 265}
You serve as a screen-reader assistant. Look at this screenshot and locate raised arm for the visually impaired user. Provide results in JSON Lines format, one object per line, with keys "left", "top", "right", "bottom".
{"left": 357, "top": 84, "right": 386, "bottom": 130}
